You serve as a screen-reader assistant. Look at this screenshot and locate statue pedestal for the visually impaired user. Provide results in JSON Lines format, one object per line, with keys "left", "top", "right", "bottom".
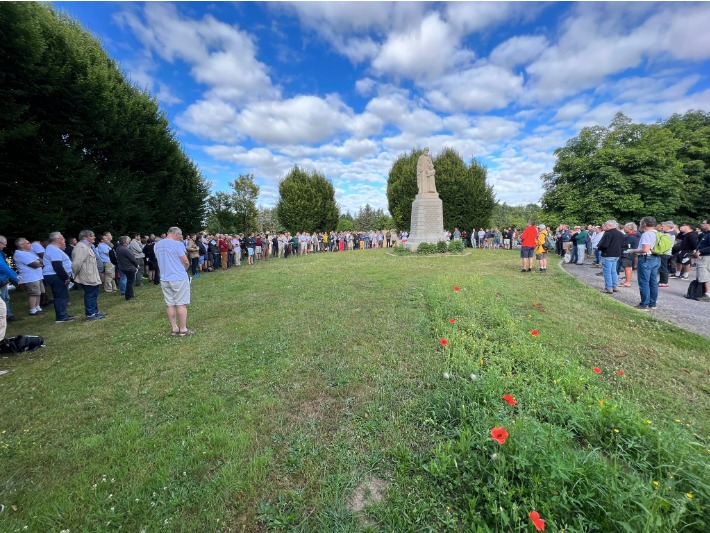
{"left": 405, "top": 194, "right": 444, "bottom": 251}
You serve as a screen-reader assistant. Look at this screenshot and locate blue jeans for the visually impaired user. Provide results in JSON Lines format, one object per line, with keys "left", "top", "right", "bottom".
{"left": 45, "top": 275, "right": 70, "bottom": 320}
{"left": 82, "top": 284, "right": 100, "bottom": 316}
{"left": 594, "top": 249, "right": 601, "bottom": 264}
{"left": 121, "top": 269, "right": 136, "bottom": 300}
{"left": 119, "top": 271, "right": 127, "bottom": 295}
{"left": 1, "top": 286, "right": 13, "bottom": 318}
{"left": 637, "top": 255, "right": 661, "bottom": 307}
{"left": 601, "top": 257, "right": 619, "bottom": 290}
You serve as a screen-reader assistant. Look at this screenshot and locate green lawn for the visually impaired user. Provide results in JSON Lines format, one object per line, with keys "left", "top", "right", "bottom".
{"left": 1, "top": 249, "right": 708, "bottom": 532}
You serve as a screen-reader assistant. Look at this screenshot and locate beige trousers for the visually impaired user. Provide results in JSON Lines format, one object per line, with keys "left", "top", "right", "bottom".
{"left": 103, "top": 262, "right": 117, "bottom": 292}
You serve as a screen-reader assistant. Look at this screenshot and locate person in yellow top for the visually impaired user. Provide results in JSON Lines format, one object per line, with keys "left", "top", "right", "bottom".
{"left": 535, "top": 224, "right": 551, "bottom": 273}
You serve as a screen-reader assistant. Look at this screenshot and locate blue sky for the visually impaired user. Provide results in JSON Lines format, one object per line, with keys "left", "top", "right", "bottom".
{"left": 53, "top": 1, "right": 710, "bottom": 214}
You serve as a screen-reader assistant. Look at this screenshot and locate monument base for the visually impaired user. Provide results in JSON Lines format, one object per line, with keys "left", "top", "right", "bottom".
{"left": 404, "top": 194, "right": 444, "bottom": 251}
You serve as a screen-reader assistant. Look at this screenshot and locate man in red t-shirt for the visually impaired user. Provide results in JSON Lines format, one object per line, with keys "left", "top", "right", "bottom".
{"left": 520, "top": 221, "right": 538, "bottom": 273}
{"left": 218, "top": 235, "right": 229, "bottom": 271}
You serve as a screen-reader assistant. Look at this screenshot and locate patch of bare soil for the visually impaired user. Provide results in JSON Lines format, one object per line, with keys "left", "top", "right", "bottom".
{"left": 347, "top": 477, "right": 390, "bottom": 513}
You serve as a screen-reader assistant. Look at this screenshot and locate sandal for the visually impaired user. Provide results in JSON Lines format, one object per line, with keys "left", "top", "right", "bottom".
{"left": 170, "top": 331, "right": 180, "bottom": 336}
{"left": 178, "top": 329, "right": 195, "bottom": 337}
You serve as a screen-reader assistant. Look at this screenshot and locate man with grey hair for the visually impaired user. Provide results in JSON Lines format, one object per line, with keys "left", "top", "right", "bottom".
{"left": 71, "top": 229, "right": 106, "bottom": 320}
{"left": 657, "top": 221, "right": 676, "bottom": 288}
{"left": 43, "top": 232, "right": 75, "bottom": 322}
{"left": 596, "top": 220, "right": 624, "bottom": 294}
{"left": 115, "top": 235, "right": 139, "bottom": 301}
{"left": 629, "top": 216, "right": 660, "bottom": 310}
{"left": 154, "top": 227, "right": 193, "bottom": 336}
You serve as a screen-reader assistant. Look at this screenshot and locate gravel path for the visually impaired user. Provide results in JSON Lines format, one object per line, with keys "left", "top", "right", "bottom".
{"left": 559, "top": 259, "right": 710, "bottom": 339}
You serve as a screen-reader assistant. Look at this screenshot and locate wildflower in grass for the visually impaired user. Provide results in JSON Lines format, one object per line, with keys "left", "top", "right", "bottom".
{"left": 491, "top": 427, "right": 509, "bottom": 444}
{"left": 529, "top": 510, "right": 545, "bottom": 531}
{"left": 530, "top": 329, "right": 539, "bottom": 337}
{"left": 652, "top": 481, "right": 660, "bottom": 486}
{"left": 449, "top": 318, "right": 456, "bottom": 323}
{"left": 675, "top": 419, "right": 681, "bottom": 423}
{"left": 593, "top": 367, "right": 602, "bottom": 374}
{"left": 502, "top": 394, "right": 517, "bottom": 406}
{"left": 598, "top": 400, "right": 604, "bottom": 406}
{"left": 479, "top": 358, "right": 484, "bottom": 365}
{"left": 490, "top": 453, "right": 499, "bottom": 460}
{"left": 440, "top": 338, "right": 449, "bottom": 347}
{"left": 615, "top": 370, "right": 624, "bottom": 375}
{"left": 443, "top": 372, "right": 451, "bottom": 379}
{"left": 686, "top": 493, "right": 694, "bottom": 499}
{"left": 645, "top": 420, "right": 652, "bottom": 425}
{"left": 553, "top": 379, "right": 557, "bottom": 385}
{"left": 454, "top": 286, "right": 460, "bottom": 292}
{"left": 614, "top": 429, "right": 619, "bottom": 433}
{"left": 470, "top": 373, "right": 478, "bottom": 381}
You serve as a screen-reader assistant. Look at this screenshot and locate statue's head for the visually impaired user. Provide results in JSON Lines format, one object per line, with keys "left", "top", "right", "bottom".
{"left": 423, "top": 147, "right": 429, "bottom": 154}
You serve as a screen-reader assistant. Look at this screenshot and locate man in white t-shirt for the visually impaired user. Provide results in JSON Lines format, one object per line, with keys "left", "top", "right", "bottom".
{"left": 155, "top": 227, "right": 192, "bottom": 336}
{"left": 13, "top": 238, "right": 45, "bottom": 315}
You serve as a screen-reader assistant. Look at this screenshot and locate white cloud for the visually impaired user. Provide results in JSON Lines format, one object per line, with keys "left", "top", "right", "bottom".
{"left": 235, "top": 95, "right": 353, "bottom": 145}
{"left": 115, "top": 3, "right": 277, "bottom": 102}
{"left": 371, "top": 12, "right": 474, "bottom": 82}
{"left": 426, "top": 63, "right": 524, "bottom": 112}
{"left": 490, "top": 35, "right": 548, "bottom": 68}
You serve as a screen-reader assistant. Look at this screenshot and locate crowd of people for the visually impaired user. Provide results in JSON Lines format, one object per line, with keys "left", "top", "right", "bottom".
{"left": 515, "top": 218, "right": 710, "bottom": 310}
{"left": 2, "top": 217, "right": 708, "bottom": 344}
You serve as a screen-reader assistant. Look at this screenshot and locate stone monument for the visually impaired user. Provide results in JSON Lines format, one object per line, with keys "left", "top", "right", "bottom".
{"left": 405, "top": 148, "right": 444, "bottom": 250}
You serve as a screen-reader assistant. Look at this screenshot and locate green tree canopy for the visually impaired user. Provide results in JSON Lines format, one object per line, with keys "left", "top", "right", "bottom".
{"left": 387, "top": 148, "right": 496, "bottom": 231}
{"left": 275, "top": 167, "right": 339, "bottom": 233}
{"left": 0, "top": 2, "right": 208, "bottom": 242}
{"left": 353, "top": 204, "right": 392, "bottom": 230}
{"left": 541, "top": 112, "right": 687, "bottom": 225}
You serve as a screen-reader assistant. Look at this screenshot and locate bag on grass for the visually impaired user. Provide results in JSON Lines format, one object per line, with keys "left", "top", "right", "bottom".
{"left": 564, "top": 252, "right": 572, "bottom": 263}
{"left": 684, "top": 280, "right": 704, "bottom": 301}
{"left": 0, "top": 335, "right": 45, "bottom": 355}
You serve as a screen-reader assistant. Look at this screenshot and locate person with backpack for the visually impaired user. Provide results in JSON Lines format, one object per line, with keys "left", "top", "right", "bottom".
{"left": 534, "top": 224, "right": 550, "bottom": 273}
{"left": 657, "top": 221, "right": 676, "bottom": 288}
{"left": 596, "top": 220, "right": 624, "bottom": 294}
{"left": 692, "top": 218, "right": 710, "bottom": 301}
{"left": 628, "top": 216, "right": 661, "bottom": 311}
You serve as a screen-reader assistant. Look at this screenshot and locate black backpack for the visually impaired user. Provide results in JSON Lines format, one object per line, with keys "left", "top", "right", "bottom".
{"left": 685, "top": 280, "right": 704, "bottom": 301}
{"left": 0, "top": 335, "right": 45, "bottom": 355}
{"left": 108, "top": 247, "right": 118, "bottom": 266}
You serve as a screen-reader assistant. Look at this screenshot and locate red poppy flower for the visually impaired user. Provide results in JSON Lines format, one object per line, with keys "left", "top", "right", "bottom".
{"left": 440, "top": 338, "right": 449, "bottom": 346}
{"left": 593, "top": 367, "right": 602, "bottom": 374}
{"left": 454, "top": 286, "right": 460, "bottom": 292}
{"left": 529, "top": 510, "right": 545, "bottom": 531}
{"left": 615, "top": 370, "right": 624, "bottom": 375}
{"left": 530, "top": 329, "right": 539, "bottom": 337}
{"left": 502, "top": 394, "right": 517, "bottom": 406}
{"left": 490, "top": 427, "right": 509, "bottom": 444}
{"left": 449, "top": 318, "right": 456, "bottom": 323}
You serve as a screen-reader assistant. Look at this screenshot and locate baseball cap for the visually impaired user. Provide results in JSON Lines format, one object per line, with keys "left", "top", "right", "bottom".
{"left": 537, "top": 224, "right": 546, "bottom": 229}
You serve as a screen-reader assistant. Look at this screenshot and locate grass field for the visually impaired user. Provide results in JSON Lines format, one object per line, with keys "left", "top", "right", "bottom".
{"left": 1, "top": 249, "right": 708, "bottom": 532}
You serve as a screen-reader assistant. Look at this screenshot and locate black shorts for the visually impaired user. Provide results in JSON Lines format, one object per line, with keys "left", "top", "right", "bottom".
{"left": 619, "top": 256, "right": 634, "bottom": 269}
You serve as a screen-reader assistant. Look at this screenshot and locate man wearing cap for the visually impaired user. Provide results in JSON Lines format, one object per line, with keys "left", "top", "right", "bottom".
{"left": 534, "top": 224, "right": 550, "bottom": 273}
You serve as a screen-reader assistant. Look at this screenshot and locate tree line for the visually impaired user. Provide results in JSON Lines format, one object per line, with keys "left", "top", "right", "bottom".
{"left": 0, "top": 2, "right": 209, "bottom": 243}
{"left": 541, "top": 111, "right": 710, "bottom": 226}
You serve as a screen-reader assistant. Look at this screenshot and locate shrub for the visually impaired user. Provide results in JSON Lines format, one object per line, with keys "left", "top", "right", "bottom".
{"left": 417, "top": 243, "right": 438, "bottom": 255}
{"left": 448, "top": 240, "right": 464, "bottom": 254}
{"left": 436, "top": 241, "right": 448, "bottom": 253}
{"left": 392, "top": 244, "right": 411, "bottom": 256}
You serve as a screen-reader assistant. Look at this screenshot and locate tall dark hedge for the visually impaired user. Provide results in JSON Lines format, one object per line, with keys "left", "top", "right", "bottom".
{"left": 0, "top": 2, "right": 208, "bottom": 243}
{"left": 275, "top": 167, "right": 339, "bottom": 233}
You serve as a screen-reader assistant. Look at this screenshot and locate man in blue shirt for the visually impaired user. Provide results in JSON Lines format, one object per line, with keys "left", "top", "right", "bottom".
{"left": 13, "top": 238, "right": 45, "bottom": 315}
{"left": 43, "top": 232, "right": 75, "bottom": 322}
{"left": 97, "top": 232, "right": 117, "bottom": 293}
{"left": 155, "top": 227, "right": 193, "bottom": 336}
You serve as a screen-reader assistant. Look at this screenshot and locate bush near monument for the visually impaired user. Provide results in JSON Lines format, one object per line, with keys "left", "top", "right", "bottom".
{"left": 276, "top": 166, "right": 339, "bottom": 234}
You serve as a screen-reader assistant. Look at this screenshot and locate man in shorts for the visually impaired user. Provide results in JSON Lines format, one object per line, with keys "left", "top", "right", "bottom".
{"left": 534, "top": 224, "right": 550, "bottom": 273}
{"left": 13, "top": 237, "right": 45, "bottom": 315}
{"left": 155, "top": 227, "right": 193, "bottom": 336}
{"left": 520, "top": 221, "right": 538, "bottom": 273}
{"left": 693, "top": 218, "right": 710, "bottom": 301}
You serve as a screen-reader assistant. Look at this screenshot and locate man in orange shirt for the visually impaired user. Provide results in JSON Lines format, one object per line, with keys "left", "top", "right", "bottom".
{"left": 520, "top": 221, "right": 538, "bottom": 273}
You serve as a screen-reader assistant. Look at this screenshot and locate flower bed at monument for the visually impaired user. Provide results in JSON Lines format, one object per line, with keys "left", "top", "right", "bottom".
{"left": 375, "top": 277, "right": 709, "bottom": 530}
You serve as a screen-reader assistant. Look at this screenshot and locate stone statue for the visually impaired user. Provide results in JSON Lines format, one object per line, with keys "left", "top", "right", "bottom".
{"left": 416, "top": 147, "right": 437, "bottom": 195}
